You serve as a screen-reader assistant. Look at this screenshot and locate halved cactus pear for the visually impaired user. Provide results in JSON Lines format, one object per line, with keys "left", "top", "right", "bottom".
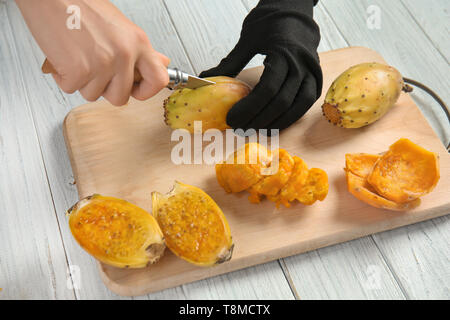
{"left": 163, "top": 76, "right": 251, "bottom": 132}
{"left": 322, "top": 62, "right": 411, "bottom": 128}
{"left": 152, "top": 181, "right": 233, "bottom": 267}
{"left": 68, "top": 195, "right": 165, "bottom": 268}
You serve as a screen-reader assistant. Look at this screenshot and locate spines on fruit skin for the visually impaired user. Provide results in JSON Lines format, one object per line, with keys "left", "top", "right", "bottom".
{"left": 322, "top": 62, "right": 411, "bottom": 128}
{"left": 163, "top": 76, "right": 251, "bottom": 133}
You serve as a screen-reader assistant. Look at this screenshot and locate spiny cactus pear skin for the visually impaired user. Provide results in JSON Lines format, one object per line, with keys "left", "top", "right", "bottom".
{"left": 163, "top": 76, "right": 251, "bottom": 133}
{"left": 322, "top": 62, "right": 409, "bottom": 128}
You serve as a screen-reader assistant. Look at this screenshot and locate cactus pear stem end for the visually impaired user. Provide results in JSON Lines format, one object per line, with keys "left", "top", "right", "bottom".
{"left": 402, "top": 83, "right": 414, "bottom": 93}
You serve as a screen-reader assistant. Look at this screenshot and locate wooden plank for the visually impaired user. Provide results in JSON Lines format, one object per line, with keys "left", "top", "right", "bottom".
{"left": 400, "top": 0, "right": 449, "bottom": 63}
{"left": 240, "top": 0, "right": 406, "bottom": 300}
{"left": 0, "top": 3, "right": 74, "bottom": 300}
{"left": 320, "top": 0, "right": 450, "bottom": 299}
{"left": 64, "top": 47, "right": 450, "bottom": 296}
{"left": 164, "top": 0, "right": 264, "bottom": 74}
{"left": 170, "top": 262, "right": 295, "bottom": 299}
{"left": 286, "top": 238, "right": 406, "bottom": 299}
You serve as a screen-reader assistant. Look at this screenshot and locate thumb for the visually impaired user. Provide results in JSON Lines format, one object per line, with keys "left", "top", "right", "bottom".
{"left": 199, "top": 41, "right": 253, "bottom": 78}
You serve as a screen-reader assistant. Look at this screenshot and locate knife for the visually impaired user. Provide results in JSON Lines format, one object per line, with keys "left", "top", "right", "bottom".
{"left": 41, "top": 58, "right": 215, "bottom": 90}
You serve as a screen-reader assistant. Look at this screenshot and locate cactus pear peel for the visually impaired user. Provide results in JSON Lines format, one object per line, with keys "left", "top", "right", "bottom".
{"left": 346, "top": 171, "right": 421, "bottom": 211}
{"left": 345, "top": 139, "right": 439, "bottom": 210}
{"left": 345, "top": 153, "right": 381, "bottom": 178}
{"left": 367, "top": 138, "right": 440, "bottom": 203}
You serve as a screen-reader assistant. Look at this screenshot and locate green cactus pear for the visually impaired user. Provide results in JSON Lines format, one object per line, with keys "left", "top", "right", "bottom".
{"left": 322, "top": 62, "right": 411, "bottom": 128}
{"left": 163, "top": 76, "right": 251, "bottom": 133}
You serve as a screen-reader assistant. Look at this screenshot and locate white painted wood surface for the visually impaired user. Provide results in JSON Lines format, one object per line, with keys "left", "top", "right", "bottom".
{"left": 317, "top": 0, "right": 450, "bottom": 299}
{"left": 0, "top": 0, "right": 448, "bottom": 299}
{"left": 0, "top": 3, "right": 74, "bottom": 299}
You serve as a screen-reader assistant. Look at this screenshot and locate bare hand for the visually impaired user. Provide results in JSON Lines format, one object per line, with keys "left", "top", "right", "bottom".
{"left": 16, "top": 0, "right": 170, "bottom": 106}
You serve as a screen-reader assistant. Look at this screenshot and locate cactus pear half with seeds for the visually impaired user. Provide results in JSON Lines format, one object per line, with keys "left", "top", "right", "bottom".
{"left": 163, "top": 76, "right": 251, "bottom": 133}
{"left": 322, "top": 62, "right": 411, "bottom": 128}
{"left": 67, "top": 195, "right": 165, "bottom": 268}
{"left": 152, "top": 181, "right": 233, "bottom": 266}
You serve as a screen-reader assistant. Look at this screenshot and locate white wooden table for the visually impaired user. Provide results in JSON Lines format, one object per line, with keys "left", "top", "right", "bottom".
{"left": 0, "top": 0, "right": 448, "bottom": 300}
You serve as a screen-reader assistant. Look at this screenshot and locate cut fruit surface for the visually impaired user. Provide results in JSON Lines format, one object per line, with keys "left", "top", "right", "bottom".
{"left": 296, "top": 168, "right": 329, "bottom": 205}
{"left": 216, "top": 143, "right": 272, "bottom": 193}
{"left": 152, "top": 181, "right": 233, "bottom": 267}
{"left": 270, "top": 156, "right": 309, "bottom": 207}
{"left": 248, "top": 149, "right": 295, "bottom": 197}
{"left": 68, "top": 195, "right": 165, "bottom": 268}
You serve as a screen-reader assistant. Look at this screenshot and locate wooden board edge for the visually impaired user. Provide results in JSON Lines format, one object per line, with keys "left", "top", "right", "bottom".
{"left": 98, "top": 202, "right": 450, "bottom": 296}
{"left": 63, "top": 111, "right": 83, "bottom": 197}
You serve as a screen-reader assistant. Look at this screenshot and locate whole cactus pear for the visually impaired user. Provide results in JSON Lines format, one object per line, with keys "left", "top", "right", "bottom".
{"left": 163, "top": 76, "right": 251, "bottom": 132}
{"left": 322, "top": 62, "right": 411, "bottom": 128}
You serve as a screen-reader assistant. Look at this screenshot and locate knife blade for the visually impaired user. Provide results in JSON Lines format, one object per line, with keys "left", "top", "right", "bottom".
{"left": 166, "top": 67, "right": 215, "bottom": 89}
{"left": 41, "top": 58, "right": 215, "bottom": 90}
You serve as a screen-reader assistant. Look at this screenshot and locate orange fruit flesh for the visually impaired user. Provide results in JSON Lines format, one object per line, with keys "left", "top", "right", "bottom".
{"left": 152, "top": 181, "right": 233, "bottom": 266}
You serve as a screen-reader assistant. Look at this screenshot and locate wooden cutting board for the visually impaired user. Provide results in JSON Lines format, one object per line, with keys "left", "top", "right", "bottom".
{"left": 63, "top": 47, "right": 450, "bottom": 296}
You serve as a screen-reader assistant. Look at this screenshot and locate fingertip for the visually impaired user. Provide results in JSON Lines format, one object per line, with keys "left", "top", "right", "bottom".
{"left": 132, "top": 53, "right": 169, "bottom": 100}
{"left": 109, "top": 96, "right": 131, "bottom": 107}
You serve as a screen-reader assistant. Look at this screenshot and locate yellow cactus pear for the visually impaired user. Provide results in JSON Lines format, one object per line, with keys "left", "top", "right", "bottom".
{"left": 163, "top": 76, "right": 251, "bottom": 132}
{"left": 322, "top": 62, "right": 412, "bottom": 128}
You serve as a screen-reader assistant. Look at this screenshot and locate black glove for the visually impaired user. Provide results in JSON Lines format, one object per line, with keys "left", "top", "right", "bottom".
{"left": 200, "top": 0, "right": 322, "bottom": 132}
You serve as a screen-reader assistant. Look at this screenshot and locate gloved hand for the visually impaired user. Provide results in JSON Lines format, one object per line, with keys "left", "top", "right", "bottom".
{"left": 200, "top": 0, "right": 322, "bottom": 131}
{"left": 16, "top": 0, "right": 170, "bottom": 106}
